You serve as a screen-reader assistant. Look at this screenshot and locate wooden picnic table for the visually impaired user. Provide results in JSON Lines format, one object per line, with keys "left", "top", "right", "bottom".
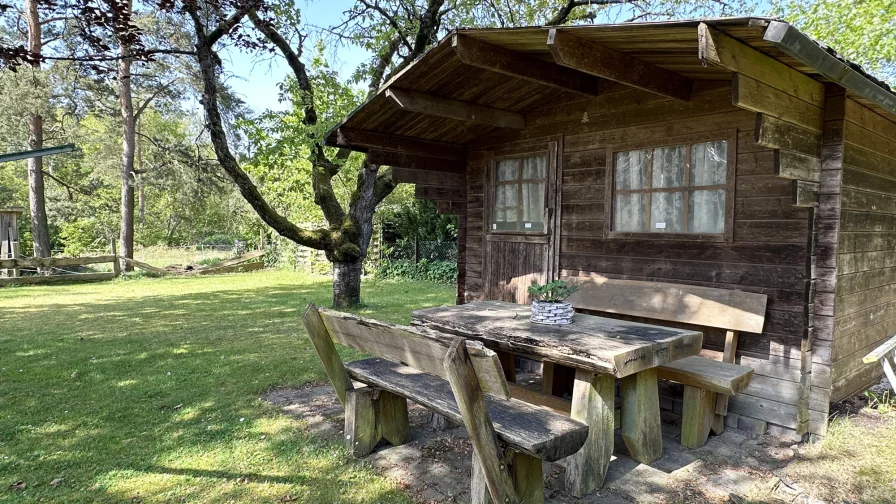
{"left": 412, "top": 300, "right": 703, "bottom": 497}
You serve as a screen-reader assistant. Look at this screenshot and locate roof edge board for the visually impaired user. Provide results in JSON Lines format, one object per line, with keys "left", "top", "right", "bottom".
{"left": 763, "top": 21, "right": 896, "bottom": 117}
{"left": 324, "top": 32, "right": 460, "bottom": 148}
{"left": 0, "top": 144, "right": 79, "bottom": 164}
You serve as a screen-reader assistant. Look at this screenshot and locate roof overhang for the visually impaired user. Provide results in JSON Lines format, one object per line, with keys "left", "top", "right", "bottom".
{"left": 325, "top": 17, "right": 895, "bottom": 157}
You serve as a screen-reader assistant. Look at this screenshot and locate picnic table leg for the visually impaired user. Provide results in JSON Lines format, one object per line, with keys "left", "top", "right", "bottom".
{"left": 564, "top": 369, "right": 615, "bottom": 497}
{"left": 496, "top": 350, "right": 516, "bottom": 383}
{"left": 621, "top": 368, "right": 663, "bottom": 464}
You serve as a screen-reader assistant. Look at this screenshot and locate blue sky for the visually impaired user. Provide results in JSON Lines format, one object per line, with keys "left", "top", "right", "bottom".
{"left": 220, "top": 0, "right": 371, "bottom": 113}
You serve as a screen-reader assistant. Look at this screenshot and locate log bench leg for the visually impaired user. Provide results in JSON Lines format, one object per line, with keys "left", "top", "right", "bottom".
{"left": 472, "top": 451, "right": 544, "bottom": 504}
{"left": 564, "top": 370, "right": 615, "bottom": 497}
{"left": 345, "top": 388, "right": 409, "bottom": 457}
{"left": 680, "top": 386, "right": 716, "bottom": 449}
{"left": 346, "top": 388, "right": 379, "bottom": 457}
{"left": 621, "top": 368, "right": 663, "bottom": 464}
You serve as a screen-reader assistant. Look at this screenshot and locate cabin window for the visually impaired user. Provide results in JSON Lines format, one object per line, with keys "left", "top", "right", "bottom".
{"left": 611, "top": 139, "right": 731, "bottom": 237}
{"left": 492, "top": 154, "right": 547, "bottom": 232}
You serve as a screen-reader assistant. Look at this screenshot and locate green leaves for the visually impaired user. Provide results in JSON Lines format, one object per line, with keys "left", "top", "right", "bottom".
{"left": 527, "top": 279, "right": 578, "bottom": 302}
{"left": 774, "top": 0, "right": 896, "bottom": 84}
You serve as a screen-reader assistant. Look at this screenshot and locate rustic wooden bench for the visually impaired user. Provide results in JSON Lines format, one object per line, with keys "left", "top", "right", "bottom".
{"left": 559, "top": 275, "right": 766, "bottom": 448}
{"left": 863, "top": 333, "right": 896, "bottom": 391}
{"left": 302, "top": 304, "right": 589, "bottom": 504}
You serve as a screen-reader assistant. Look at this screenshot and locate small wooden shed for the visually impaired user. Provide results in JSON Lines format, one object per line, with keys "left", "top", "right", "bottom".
{"left": 1, "top": 206, "right": 23, "bottom": 277}
{"left": 326, "top": 18, "right": 896, "bottom": 440}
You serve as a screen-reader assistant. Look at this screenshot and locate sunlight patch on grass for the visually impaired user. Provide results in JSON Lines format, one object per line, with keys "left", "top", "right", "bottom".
{"left": 1, "top": 270, "right": 453, "bottom": 502}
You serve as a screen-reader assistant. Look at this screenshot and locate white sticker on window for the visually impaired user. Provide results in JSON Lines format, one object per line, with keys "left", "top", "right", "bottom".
{"left": 492, "top": 223, "right": 497, "bottom": 230}
{"left": 655, "top": 222, "right": 666, "bottom": 229}
{"left": 524, "top": 222, "right": 532, "bottom": 229}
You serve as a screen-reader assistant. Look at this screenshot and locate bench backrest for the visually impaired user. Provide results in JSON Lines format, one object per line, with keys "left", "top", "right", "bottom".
{"left": 561, "top": 274, "right": 768, "bottom": 334}
{"left": 302, "top": 303, "right": 510, "bottom": 406}
{"left": 303, "top": 304, "right": 523, "bottom": 503}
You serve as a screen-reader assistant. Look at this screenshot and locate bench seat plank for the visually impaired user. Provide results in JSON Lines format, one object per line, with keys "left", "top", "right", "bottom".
{"left": 346, "top": 357, "right": 589, "bottom": 462}
{"left": 657, "top": 356, "right": 753, "bottom": 395}
{"left": 863, "top": 333, "right": 896, "bottom": 364}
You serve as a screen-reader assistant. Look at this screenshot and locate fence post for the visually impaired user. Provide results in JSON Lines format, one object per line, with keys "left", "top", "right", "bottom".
{"left": 111, "top": 239, "right": 120, "bottom": 277}
{"left": 414, "top": 237, "right": 419, "bottom": 264}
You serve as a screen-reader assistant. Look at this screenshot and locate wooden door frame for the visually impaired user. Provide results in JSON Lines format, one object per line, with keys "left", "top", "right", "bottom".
{"left": 481, "top": 135, "right": 563, "bottom": 301}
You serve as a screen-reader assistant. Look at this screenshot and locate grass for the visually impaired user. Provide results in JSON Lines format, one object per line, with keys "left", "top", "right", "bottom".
{"left": 784, "top": 410, "right": 896, "bottom": 503}
{"left": 0, "top": 270, "right": 455, "bottom": 503}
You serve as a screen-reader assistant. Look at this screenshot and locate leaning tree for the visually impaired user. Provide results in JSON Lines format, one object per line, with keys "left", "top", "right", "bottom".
{"left": 180, "top": 0, "right": 746, "bottom": 307}
{"left": 1, "top": 0, "right": 750, "bottom": 307}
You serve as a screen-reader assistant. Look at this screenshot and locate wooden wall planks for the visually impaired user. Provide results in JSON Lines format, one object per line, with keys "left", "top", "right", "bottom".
{"left": 829, "top": 97, "right": 896, "bottom": 402}
{"left": 463, "top": 80, "right": 818, "bottom": 436}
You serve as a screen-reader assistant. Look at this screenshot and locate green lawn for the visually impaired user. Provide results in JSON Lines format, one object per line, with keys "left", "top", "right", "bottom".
{"left": 0, "top": 270, "right": 455, "bottom": 503}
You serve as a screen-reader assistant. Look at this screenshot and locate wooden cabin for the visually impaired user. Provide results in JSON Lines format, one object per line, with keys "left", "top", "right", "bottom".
{"left": 325, "top": 17, "right": 896, "bottom": 440}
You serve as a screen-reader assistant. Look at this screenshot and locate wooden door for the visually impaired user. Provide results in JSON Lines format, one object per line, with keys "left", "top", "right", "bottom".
{"left": 482, "top": 139, "right": 561, "bottom": 304}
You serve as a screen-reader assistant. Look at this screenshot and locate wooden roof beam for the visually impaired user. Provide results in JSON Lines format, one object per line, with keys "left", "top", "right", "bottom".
{"left": 331, "top": 128, "right": 466, "bottom": 161}
{"left": 451, "top": 33, "right": 600, "bottom": 97}
{"left": 698, "top": 23, "right": 824, "bottom": 106}
{"left": 368, "top": 150, "right": 465, "bottom": 173}
{"left": 385, "top": 88, "right": 525, "bottom": 129}
{"left": 547, "top": 29, "right": 693, "bottom": 101}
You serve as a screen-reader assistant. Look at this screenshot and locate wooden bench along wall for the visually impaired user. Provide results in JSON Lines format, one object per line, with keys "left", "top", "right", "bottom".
{"left": 561, "top": 275, "right": 764, "bottom": 447}
{"left": 301, "top": 304, "right": 589, "bottom": 503}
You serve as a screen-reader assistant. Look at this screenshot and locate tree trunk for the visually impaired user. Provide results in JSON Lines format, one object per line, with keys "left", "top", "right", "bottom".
{"left": 118, "top": 33, "right": 136, "bottom": 273}
{"left": 332, "top": 260, "right": 363, "bottom": 309}
{"left": 27, "top": 114, "right": 51, "bottom": 258}
{"left": 137, "top": 118, "right": 144, "bottom": 226}
{"left": 25, "top": 0, "right": 51, "bottom": 259}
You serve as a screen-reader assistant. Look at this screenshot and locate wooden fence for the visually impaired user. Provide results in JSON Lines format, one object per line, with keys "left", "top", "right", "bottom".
{"left": 0, "top": 250, "right": 265, "bottom": 287}
{"left": 0, "top": 255, "right": 118, "bottom": 286}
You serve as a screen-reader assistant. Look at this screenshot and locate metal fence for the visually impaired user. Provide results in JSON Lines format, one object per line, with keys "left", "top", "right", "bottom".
{"left": 382, "top": 239, "right": 458, "bottom": 263}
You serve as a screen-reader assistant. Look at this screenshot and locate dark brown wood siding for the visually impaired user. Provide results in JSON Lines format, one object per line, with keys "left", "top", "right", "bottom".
{"left": 463, "top": 81, "right": 817, "bottom": 434}
{"left": 828, "top": 97, "right": 896, "bottom": 401}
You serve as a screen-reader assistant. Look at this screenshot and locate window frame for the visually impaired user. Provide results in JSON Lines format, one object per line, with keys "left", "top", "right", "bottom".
{"left": 486, "top": 148, "right": 553, "bottom": 237}
{"left": 604, "top": 130, "right": 737, "bottom": 242}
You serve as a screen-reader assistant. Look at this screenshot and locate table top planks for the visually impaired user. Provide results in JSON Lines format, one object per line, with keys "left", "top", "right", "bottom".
{"left": 412, "top": 301, "right": 703, "bottom": 378}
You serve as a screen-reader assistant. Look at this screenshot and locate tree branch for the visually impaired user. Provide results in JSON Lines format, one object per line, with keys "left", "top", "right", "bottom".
{"left": 246, "top": 9, "right": 316, "bottom": 126}
{"left": 248, "top": 8, "right": 349, "bottom": 227}
{"left": 134, "top": 77, "right": 178, "bottom": 120}
{"left": 186, "top": 1, "right": 335, "bottom": 252}
{"left": 546, "top": 0, "right": 625, "bottom": 25}
{"left": 42, "top": 170, "right": 92, "bottom": 196}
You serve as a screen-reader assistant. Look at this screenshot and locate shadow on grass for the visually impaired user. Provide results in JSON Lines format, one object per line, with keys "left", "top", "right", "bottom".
{"left": 0, "top": 275, "right": 454, "bottom": 503}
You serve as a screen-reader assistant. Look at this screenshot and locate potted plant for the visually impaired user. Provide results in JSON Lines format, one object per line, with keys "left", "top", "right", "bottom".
{"left": 528, "top": 279, "right": 578, "bottom": 325}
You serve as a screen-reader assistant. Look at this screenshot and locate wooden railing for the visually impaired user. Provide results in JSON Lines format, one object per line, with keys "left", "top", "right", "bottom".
{"left": 0, "top": 255, "right": 118, "bottom": 286}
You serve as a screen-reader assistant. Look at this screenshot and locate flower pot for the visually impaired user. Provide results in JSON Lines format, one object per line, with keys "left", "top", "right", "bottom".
{"left": 530, "top": 300, "right": 574, "bottom": 325}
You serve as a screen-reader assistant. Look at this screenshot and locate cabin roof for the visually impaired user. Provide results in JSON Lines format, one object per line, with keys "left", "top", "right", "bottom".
{"left": 325, "top": 17, "right": 896, "bottom": 152}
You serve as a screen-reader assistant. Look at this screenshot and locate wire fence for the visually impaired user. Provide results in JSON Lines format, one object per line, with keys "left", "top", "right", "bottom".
{"left": 381, "top": 240, "right": 458, "bottom": 263}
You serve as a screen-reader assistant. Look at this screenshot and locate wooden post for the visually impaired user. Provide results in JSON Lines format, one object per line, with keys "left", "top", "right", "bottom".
{"left": 621, "top": 368, "right": 663, "bottom": 464}
{"left": 345, "top": 388, "right": 379, "bottom": 457}
{"left": 680, "top": 386, "right": 716, "bottom": 449}
{"left": 497, "top": 350, "right": 516, "bottom": 383}
{"left": 564, "top": 370, "right": 615, "bottom": 497}
{"left": 444, "top": 338, "right": 517, "bottom": 504}
{"left": 301, "top": 304, "right": 354, "bottom": 407}
{"left": 111, "top": 239, "right": 120, "bottom": 277}
{"left": 376, "top": 391, "right": 410, "bottom": 446}
{"left": 714, "top": 330, "right": 740, "bottom": 432}
{"left": 0, "top": 208, "right": 23, "bottom": 278}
